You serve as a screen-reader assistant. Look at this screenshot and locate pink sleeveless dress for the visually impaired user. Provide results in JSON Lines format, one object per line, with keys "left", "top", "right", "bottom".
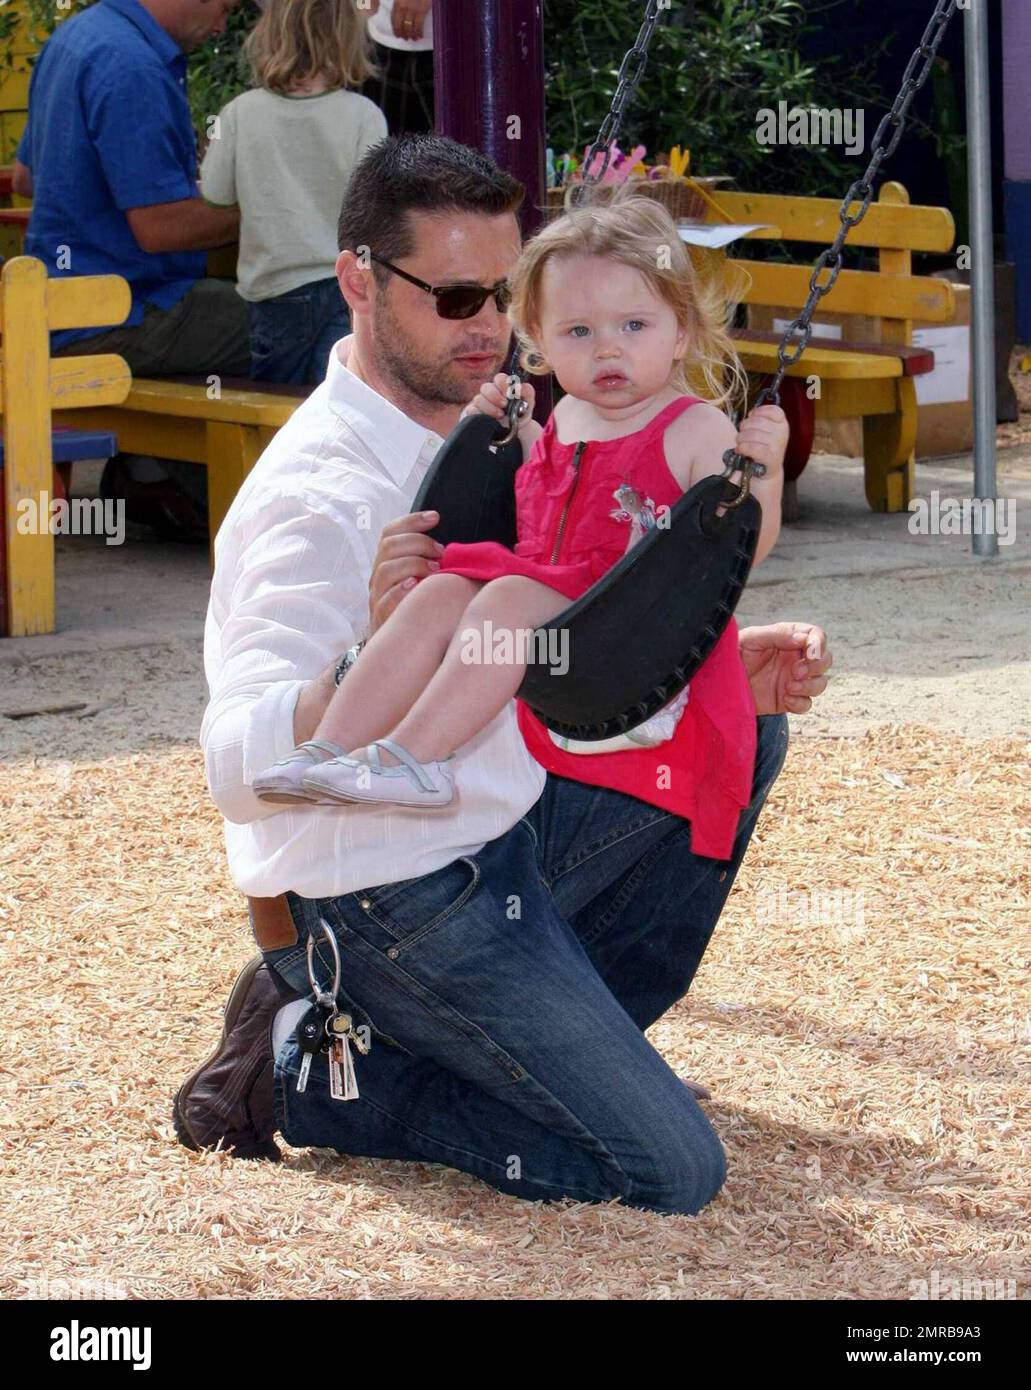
{"left": 437, "top": 395, "right": 757, "bottom": 859}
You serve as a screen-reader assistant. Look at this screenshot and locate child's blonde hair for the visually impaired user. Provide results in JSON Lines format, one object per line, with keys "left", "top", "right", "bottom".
{"left": 245, "top": 0, "right": 379, "bottom": 95}
{"left": 509, "top": 189, "right": 748, "bottom": 414}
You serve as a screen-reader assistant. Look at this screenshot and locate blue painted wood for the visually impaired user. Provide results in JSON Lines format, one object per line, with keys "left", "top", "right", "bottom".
{"left": 0, "top": 429, "right": 118, "bottom": 466}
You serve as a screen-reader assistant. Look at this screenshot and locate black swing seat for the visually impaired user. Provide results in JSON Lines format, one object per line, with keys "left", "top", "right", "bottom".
{"left": 413, "top": 411, "right": 523, "bottom": 550}
{"left": 412, "top": 410, "right": 761, "bottom": 742}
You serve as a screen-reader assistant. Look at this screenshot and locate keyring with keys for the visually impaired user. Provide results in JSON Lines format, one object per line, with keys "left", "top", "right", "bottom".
{"left": 295, "top": 919, "right": 369, "bottom": 1099}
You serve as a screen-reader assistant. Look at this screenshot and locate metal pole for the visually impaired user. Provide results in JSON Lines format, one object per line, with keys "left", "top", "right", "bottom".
{"left": 433, "top": 0, "right": 552, "bottom": 418}
{"left": 965, "top": 0, "right": 999, "bottom": 558}
{"left": 432, "top": 0, "right": 547, "bottom": 242}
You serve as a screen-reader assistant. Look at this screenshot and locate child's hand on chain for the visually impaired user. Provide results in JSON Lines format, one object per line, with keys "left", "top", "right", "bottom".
{"left": 462, "top": 373, "right": 536, "bottom": 431}
{"left": 735, "top": 404, "right": 789, "bottom": 478}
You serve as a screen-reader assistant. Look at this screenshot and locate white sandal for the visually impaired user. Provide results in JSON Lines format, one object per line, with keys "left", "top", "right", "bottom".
{"left": 303, "top": 736, "right": 456, "bottom": 809}
{"left": 252, "top": 740, "right": 360, "bottom": 804}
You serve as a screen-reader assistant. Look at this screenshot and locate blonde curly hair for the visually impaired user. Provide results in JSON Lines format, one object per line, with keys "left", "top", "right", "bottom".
{"left": 508, "top": 188, "right": 748, "bottom": 414}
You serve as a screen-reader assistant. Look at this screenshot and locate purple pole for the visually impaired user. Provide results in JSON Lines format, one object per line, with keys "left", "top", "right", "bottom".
{"left": 1003, "top": 0, "right": 1031, "bottom": 339}
{"left": 433, "top": 0, "right": 552, "bottom": 415}
{"left": 1002, "top": 0, "right": 1031, "bottom": 180}
{"left": 433, "top": 0, "right": 548, "bottom": 237}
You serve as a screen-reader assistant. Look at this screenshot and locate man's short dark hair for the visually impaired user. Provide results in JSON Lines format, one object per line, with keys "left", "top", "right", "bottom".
{"left": 337, "top": 134, "right": 524, "bottom": 284}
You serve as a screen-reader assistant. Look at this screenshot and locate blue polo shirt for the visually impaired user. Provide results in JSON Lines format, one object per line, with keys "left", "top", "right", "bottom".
{"left": 16, "top": 0, "right": 206, "bottom": 348}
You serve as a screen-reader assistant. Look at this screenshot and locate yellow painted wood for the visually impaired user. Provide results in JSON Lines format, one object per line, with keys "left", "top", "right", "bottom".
{"left": 56, "top": 406, "right": 209, "bottom": 464}
{"left": 117, "top": 378, "right": 304, "bottom": 427}
{"left": 870, "top": 188, "right": 916, "bottom": 507}
{"left": 735, "top": 341, "right": 902, "bottom": 381}
{"left": 1, "top": 256, "right": 54, "bottom": 635}
{"left": 819, "top": 377, "right": 899, "bottom": 419}
{"left": 707, "top": 183, "right": 955, "bottom": 252}
{"left": 205, "top": 421, "right": 265, "bottom": 563}
{"left": 731, "top": 259, "right": 954, "bottom": 322}
{"left": 0, "top": 69, "right": 31, "bottom": 108}
{"left": 47, "top": 275, "right": 132, "bottom": 331}
{"left": 49, "top": 355, "right": 131, "bottom": 409}
{"left": 876, "top": 183, "right": 914, "bottom": 347}
{"left": 1, "top": 111, "right": 28, "bottom": 165}
{"left": 863, "top": 378, "right": 918, "bottom": 512}
{"left": 0, "top": 257, "right": 131, "bottom": 634}
{"left": 0, "top": 356, "right": 129, "bottom": 409}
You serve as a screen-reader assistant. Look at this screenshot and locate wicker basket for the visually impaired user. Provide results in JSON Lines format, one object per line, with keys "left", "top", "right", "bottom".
{"left": 543, "top": 176, "right": 726, "bottom": 225}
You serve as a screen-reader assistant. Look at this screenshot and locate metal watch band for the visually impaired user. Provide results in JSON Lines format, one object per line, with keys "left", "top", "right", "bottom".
{"left": 333, "top": 639, "right": 366, "bottom": 686}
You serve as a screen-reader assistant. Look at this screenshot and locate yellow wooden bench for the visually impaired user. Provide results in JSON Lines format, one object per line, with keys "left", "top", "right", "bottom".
{"left": 1, "top": 256, "right": 131, "bottom": 636}
{"left": 710, "top": 181, "right": 957, "bottom": 512}
{"left": 60, "top": 377, "right": 308, "bottom": 561}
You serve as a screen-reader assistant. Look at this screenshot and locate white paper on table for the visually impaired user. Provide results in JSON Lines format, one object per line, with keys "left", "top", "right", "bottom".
{"left": 773, "top": 317, "right": 843, "bottom": 341}
{"left": 910, "top": 325, "right": 971, "bottom": 405}
{"left": 676, "top": 222, "right": 774, "bottom": 249}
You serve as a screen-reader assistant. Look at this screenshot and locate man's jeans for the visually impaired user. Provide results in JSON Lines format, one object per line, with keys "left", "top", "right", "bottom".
{"left": 263, "top": 715, "right": 788, "bottom": 1216}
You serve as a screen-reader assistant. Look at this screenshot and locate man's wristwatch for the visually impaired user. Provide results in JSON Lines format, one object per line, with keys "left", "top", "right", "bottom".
{"left": 333, "top": 640, "right": 366, "bottom": 686}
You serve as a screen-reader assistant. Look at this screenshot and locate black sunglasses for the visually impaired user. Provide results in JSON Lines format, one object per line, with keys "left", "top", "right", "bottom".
{"left": 369, "top": 252, "right": 512, "bottom": 320}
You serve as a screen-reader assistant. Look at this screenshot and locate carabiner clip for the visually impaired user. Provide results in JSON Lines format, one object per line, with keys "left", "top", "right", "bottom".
{"left": 492, "top": 375, "right": 529, "bottom": 449}
{"left": 306, "top": 916, "right": 342, "bottom": 1010}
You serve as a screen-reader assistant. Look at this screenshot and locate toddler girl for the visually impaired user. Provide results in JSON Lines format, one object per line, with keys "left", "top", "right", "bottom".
{"left": 253, "top": 194, "right": 788, "bottom": 860}
{"left": 200, "top": 0, "right": 387, "bottom": 384}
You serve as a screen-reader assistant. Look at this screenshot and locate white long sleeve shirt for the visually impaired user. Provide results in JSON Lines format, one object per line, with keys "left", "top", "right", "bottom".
{"left": 201, "top": 337, "right": 546, "bottom": 899}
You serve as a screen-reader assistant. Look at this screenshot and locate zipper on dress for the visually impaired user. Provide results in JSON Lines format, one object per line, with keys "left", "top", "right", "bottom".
{"left": 549, "top": 440, "right": 588, "bottom": 564}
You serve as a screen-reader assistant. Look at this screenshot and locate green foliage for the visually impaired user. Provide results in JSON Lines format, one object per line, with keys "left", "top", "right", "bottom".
{"left": 5, "top": 0, "right": 956, "bottom": 202}
{"left": 186, "top": 7, "right": 253, "bottom": 127}
{"left": 541, "top": 0, "right": 891, "bottom": 194}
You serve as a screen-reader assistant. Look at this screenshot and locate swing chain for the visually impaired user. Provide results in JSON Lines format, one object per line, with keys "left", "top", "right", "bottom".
{"left": 572, "top": 0, "right": 667, "bottom": 201}
{"left": 518, "top": 0, "right": 958, "bottom": 501}
{"left": 721, "top": 0, "right": 958, "bottom": 503}
{"left": 754, "top": 0, "right": 958, "bottom": 413}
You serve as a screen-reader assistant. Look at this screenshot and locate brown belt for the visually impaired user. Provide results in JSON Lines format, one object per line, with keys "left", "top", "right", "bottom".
{"left": 247, "top": 894, "right": 298, "bottom": 951}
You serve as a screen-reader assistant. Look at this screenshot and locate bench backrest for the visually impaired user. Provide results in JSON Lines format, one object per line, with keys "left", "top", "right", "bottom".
{"left": 1, "top": 255, "right": 131, "bottom": 636}
{"left": 708, "top": 181, "right": 956, "bottom": 331}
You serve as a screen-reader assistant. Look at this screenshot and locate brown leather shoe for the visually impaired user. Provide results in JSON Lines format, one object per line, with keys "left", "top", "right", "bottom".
{"left": 173, "top": 954, "right": 292, "bottom": 1161}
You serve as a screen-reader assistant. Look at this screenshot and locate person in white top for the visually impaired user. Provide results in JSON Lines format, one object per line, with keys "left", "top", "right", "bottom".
{"left": 201, "top": 0, "right": 388, "bottom": 383}
{"left": 367, "top": 0, "right": 434, "bottom": 50}
{"left": 358, "top": 0, "right": 435, "bottom": 134}
{"left": 180, "top": 135, "right": 834, "bottom": 1215}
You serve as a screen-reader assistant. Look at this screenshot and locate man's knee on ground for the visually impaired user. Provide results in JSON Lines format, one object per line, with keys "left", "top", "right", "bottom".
{"left": 622, "top": 1119, "right": 728, "bottom": 1217}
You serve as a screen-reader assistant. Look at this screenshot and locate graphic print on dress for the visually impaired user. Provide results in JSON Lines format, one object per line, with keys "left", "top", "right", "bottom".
{"left": 545, "top": 477, "right": 690, "bottom": 757}
{"left": 610, "top": 483, "right": 659, "bottom": 551}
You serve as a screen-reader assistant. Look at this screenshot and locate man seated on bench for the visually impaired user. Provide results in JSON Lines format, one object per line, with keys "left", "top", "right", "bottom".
{"left": 11, "top": 0, "right": 250, "bottom": 529}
